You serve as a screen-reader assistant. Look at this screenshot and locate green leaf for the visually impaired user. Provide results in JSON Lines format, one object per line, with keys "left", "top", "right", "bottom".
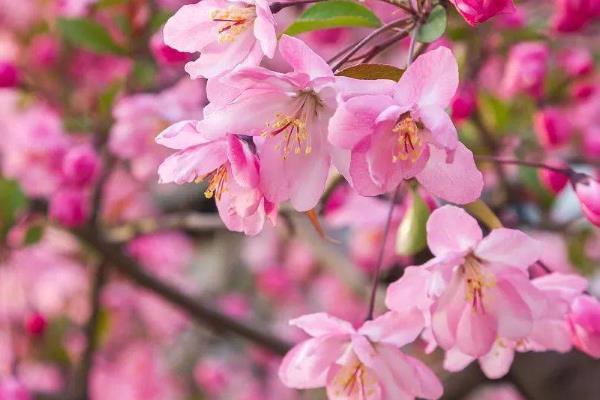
{"left": 98, "top": 80, "right": 123, "bottom": 117}
{"left": 417, "top": 5, "right": 447, "bottom": 43}
{"left": 477, "top": 91, "right": 510, "bottom": 133}
{"left": 396, "top": 188, "right": 430, "bottom": 256}
{"left": 285, "top": 0, "right": 381, "bottom": 36}
{"left": 57, "top": 18, "right": 125, "bottom": 54}
{"left": 336, "top": 64, "right": 404, "bottom": 81}
{"left": 23, "top": 225, "right": 45, "bottom": 246}
{"left": 0, "top": 179, "right": 27, "bottom": 239}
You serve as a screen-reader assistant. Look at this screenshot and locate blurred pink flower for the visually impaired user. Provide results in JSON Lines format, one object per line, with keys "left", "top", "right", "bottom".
{"left": 449, "top": 0, "right": 516, "bottom": 26}
{"left": 533, "top": 108, "right": 572, "bottom": 149}
{"left": 502, "top": 42, "right": 549, "bottom": 99}
{"left": 573, "top": 174, "right": 600, "bottom": 227}
{"left": 0, "top": 61, "right": 19, "bottom": 88}
{"left": 568, "top": 294, "right": 600, "bottom": 358}
{"left": 49, "top": 188, "right": 89, "bottom": 227}
{"left": 61, "top": 144, "right": 101, "bottom": 187}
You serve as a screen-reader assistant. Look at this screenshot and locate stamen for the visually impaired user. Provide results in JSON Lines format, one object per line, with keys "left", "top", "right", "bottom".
{"left": 198, "top": 165, "right": 228, "bottom": 200}
{"left": 210, "top": 6, "right": 256, "bottom": 43}
{"left": 463, "top": 256, "right": 496, "bottom": 313}
{"left": 392, "top": 114, "right": 423, "bottom": 163}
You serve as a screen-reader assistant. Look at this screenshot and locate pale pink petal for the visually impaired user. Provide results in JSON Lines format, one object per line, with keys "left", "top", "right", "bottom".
{"left": 488, "top": 276, "right": 533, "bottom": 340}
{"left": 226, "top": 135, "right": 259, "bottom": 188}
{"left": 348, "top": 141, "right": 388, "bottom": 196}
{"left": 478, "top": 342, "right": 514, "bottom": 379}
{"left": 394, "top": 47, "right": 458, "bottom": 108}
{"left": 326, "top": 350, "right": 383, "bottom": 400}
{"left": 157, "top": 140, "right": 228, "bottom": 184}
{"left": 455, "top": 307, "right": 497, "bottom": 357}
{"left": 290, "top": 313, "right": 355, "bottom": 337}
{"left": 279, "top": 335, "right": 349, "bottom": 389}
{"left": 155, "top": 120, "right": 210, "bottom": 150}
{"left": 253, "top": 0, "right": 277, "bottom": 57}
{"left": 385, "top": 266, "right": 434, "bottom": 313}
{"left": 359, "top": 310, "right": 424, "bottom": 347}
{"left": 416, "top": 142, "right": 484, "bottom": 204}
{"left": 475, "top": 228, "right": 540, "bottom": 269}
{"left": 431, "top": 273, "right": 466, "bottom": 350}
{"left": 418, "top": 105, "right": 458, "bottom": 150}
{"left": 426, "top": 205, "right": 482, "bottom": 257}
{"left": 278, "top": 35, "right": 333, "bottom": 80}
{"left": 163, "top": 1, "right": 216, "bottom": 52}
{"left": 405, "top": 355, "right": 444, "bottom": 399}
{"left": 443, "top": 347, "right": 474, "bottom": 372}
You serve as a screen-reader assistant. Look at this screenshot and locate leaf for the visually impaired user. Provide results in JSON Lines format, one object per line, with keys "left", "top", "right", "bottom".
{"left": 57, "top": 18, "right": 125, "bottom": 54}
{"left": 464, "top": 200, "right": 503, "bottom": 230}
{"left": 336, "top": 64, "right": 404, "bottom": 81}
{"left": 98, "top": 80, "right": 123, "bottom": 117}
{"left": 0, "top": 179, "right": 27, "bottom": 239}
{"left": 305, "top": 209, "right": 340, "bottom": 244}
{"left": 396, "top": 188, "right": 430, "bottom": 256}
{"left": 23, "top": 225, "right": 45, "bottom": 246}
{"left": 477, "top": 91, "right": 510, "bottom": 133}
{"left": 417, "top": 5, "right": 447, "bottom": 43}
{"left": 285, "top": 0, "right": 381, "bottom": 36}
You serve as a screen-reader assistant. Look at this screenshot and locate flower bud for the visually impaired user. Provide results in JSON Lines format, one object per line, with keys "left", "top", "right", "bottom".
{"left": 502, "top": 42, "right": 549, "bottom": 99}
{"left": 451, "top": 85, "right": 476, "bottom": 122}
{"left": 573, "top": 174, "right": 600, "bottom": 226}
{"left": 49, "top": 189, "right": 89, "bottom": 227}
{"left": 449, "top": 0, "right": 516, "bottom": 26}
{"left": 538, "top": 161, "right": 569, "bottom": 194}
{"left": 25, "top": 312, "right": 47, "bottom": 337}
{"left": 62, "top": 144, "right": 101, "bottom": 187}
{"left": 533, "top": 108, "right": 571, "bottom": 149}
{"left": 0, "top": 61, "right": 19, "bottom": 88}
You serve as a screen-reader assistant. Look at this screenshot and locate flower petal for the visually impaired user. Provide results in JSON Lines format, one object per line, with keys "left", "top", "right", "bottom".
{"left": 290, "top": 313, "right": 356, "bottom": 337}
{"left": 426, "top": 205, "right": 482, "bottom": 257}
{"left": 279, "top": 35, "right": 333, "bottom": 80}
{"left": 359, "top": 310, "right": 424, "bottom": 347}
{"left": 475, "top": 228, "right": 540, "bottom": 269}
{"left": 157, "top": 140, "right": 228, "bottom": 184}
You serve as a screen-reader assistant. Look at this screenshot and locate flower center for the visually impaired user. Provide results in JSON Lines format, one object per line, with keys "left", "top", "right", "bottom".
{"left": 330, "top": 358, "right": 378, "bottom": 399}
{"left": 197, "top": 165, "right": 228, "bottom": 200}
{"left": 262, "top": 92, "right": 320, "bottom": 159}
{"left": 392, "top": 114, "right": 423, "bottom": 163}
{"left": 463, "top": 256, "right": 495, "bottom": 313}
{"left": 210, "top": 6, "right": 256, "bottom": 43}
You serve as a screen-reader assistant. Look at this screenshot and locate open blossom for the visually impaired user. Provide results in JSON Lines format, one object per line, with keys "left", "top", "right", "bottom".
{"left": 449, "top": 0, "right": 516, "bottom": 26}
{"left": 329, "top": 47, "right": 483, "bottom": 204}
{"left": 279, "top": 312, "right": 442, "bottom": 400}
{"left": 443, "top": 273, "right": 587, "bottom": 378}
{"left": 163, "top": 0, "right": 276, "bottom": 79}
{"left": 386, "top": 205, "right": 542, "bottom": 357}
{"left": 156, "top": 121, "right": 277, "bottom": 235}
{"left": 199, "top": 35, "right": 337, "bottom": 211}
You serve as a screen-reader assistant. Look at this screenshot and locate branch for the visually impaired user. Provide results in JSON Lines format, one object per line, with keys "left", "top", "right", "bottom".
{"left": 74, "top": 225, "right": 293, "bottom": 356}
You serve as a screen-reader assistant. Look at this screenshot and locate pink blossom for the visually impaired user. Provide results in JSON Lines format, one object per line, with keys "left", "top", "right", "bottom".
{"left": 49, "top": 189, "right": 89, "bottom": 227}
{"left": 329, "top": 47, "right": 483, "bottom": 204}
{"left": 502, "top": 42, "right": 549, "bottom": 99}
{"left": 449, "top": 0, "right": 516, "bottom": 26}
{"left": 100, "top": 169, "right": 157, "bottom": 224}
{"left": 538, "top": 160, "right": 569, "bottom": 194}
{"left": 199, "top": 35, "right": 337, "bottom": 211}
{"left": 552, "top": 0, "right": 600, "bottom": 33}
{"left": 24, "top": 312, "right": 47, "bottom": 337}
{"left": 61, "top": 144, "right": 101, "bottom": 187}
{"left": 127, "top": 231, "right": 193, "bottom": 277}
{"left": 582, "top": 126, "right": 600, "bottom": 159}
{"left": 0, "top": 61, "right": 19, "bottom": 88}
{"left": 568, "top": 294, "right": 600, "bottom": 358}
{"left": 573, "top": 175, "right": 600, "bottom": 226}
{"left": 451, "top": 85, "right": 476, "bottom": 123}
{"left": 466, "top": 384, "right": 525, "bottom": 400}
{"left": 279, "top": 312, "right": 442, "bottom": 399}
{"left": 559, "top": 48, "right": 594, "bottom": 78}
{"left": 156, "top": 122, "right": 277, "bottom": 235}
{"left": 163, "top": 0, "right": 277, "bottom": 79}
{"left": 0, "top": 377, "right": 30, "bottom": 400}
{"left": 109, "top": 79, "right": 205, "bottom": 181}
{"left": 533, "top": 107, "right": 571, "bottom": 149}
{"left": 386, "top": 205, "right": 542, "bottom": 357}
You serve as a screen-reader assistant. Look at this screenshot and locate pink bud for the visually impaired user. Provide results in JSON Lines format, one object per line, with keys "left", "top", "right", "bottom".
{"left": 569, "top": 295, "right": 600, "bottom": 358}
{"left": 49, "top": 189, "right": 89, "bottom": 227}
{"left": 574, "top": 175, "right": 600, "bottom": 226}
{"left": 583, "top": 127, "right": 600, "bottom": 159}
{"left": 538, "top": 162, "right": 569, "bottom": 194}
{"left": 62, "top": 144, "right": 101, "bottom": 187}
{"left": 451, "top": 85, "right": 476, "bottom": 122}
{"left": 502, "top": 42, "right": 549, "bottom": 99}
{"left": 256, "top": 266, "right": 293, "bottom": 301}
{"left": 571, "top": 82, "right": 596, "bottom": 100}
{"left": 534, "top": 108, "right": 571, "bottom": 149}
{"left": 449, "top": 0, "right": 516, "bottom": 26}
{"left": 0, "top": 61, "right": 19, "bottom": 88}
{"left": 28, "top": 35, "right": 60, "bottom": 68}
{"left": 560, "top": 48, "right": 594, "bottom": 78}
{"left": 25, "top": 312, "right": 47, "bottom": 337}
{"left": 552, "top": 0, "right": 595, "bottom": 33}
{"left": 150, "top": 31, "right": 189, "bottom": 65}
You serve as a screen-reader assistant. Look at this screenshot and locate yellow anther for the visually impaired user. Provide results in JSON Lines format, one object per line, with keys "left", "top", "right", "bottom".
{"left": 199, "top": 165, "right": 228, "bottom": 201}
{"left": 392, "top": 115, "right": 423, "bottom": 163}
{"left": 210, "top": 6, "right": 256, "bottom": 43}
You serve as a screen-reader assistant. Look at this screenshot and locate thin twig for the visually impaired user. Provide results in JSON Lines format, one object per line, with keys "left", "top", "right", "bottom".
{"left": 476, "top": 155, "right": 574, "bottom": 176}
{"left": 365, "top": 184, "right": 402, "bottom": 321}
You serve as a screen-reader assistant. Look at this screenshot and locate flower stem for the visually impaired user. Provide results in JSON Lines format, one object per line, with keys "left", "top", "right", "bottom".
{"left": 365, "top": 184, "right": 402, "bottom": 321}
{"left": 475, "top": 155, "right": 574, "bottom": 176}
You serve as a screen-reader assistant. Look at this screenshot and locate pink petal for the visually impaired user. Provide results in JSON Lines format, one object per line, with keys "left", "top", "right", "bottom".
{"left": 443, "top": 347, "right": 474, "bottom": 372}
{"left": 278, "top": 35, "right": 333, "bottom": 80}
{"left": 478, "top": 342, "right": 514, "bottom": 379}
{"left": 163, "top": 1, "right": 216, "bottom": 52}
{"left": 488, "top": 274, "right": 534, "bottom": 339}
{"left": 157, "top": 140, "right": 228, "bottom": 184}
{"left": 475, "top": 228, "right": 540, "bottom": 269}
{"left": 359, "top": 310, "right": 424, "bottom": 347}
{"left": 426, "top": 205, "right": 482, "bottom": 257}
{"left": 405, "top": 355, "right": 444, "bottom": 399}
{"left": 155, "top": 120, "right": 209, "bottom": 150}
{"left": 279, "top": 335, "right": 349, "bottom": 389}
{"left": 416, "top": 142, "right": 484, "bottom": 204}
{"left": 431, "top": 273, "right": 467, "bottom": 350}
{"left": 417, "top": 105, "right": 458, "bottom": 150}
{"left": 253, "top": 0, "right": 277, "bottom": 58}
{"left": 385, "top": 266, "right": 433, "bottom": 313}
{"left": 290, "top": 313, "right": 356, "bottom": 337}
{"left": 348, "top": 140, "right": 388, "bottom": 196}
{"left": 226, "top": 135, "right": 259, "bottom": 188}
{"left": 455, "top": 307, "right": 497, "bottom": 357}
{"left": 394, "top": 47, "right": 458, "bottom": 108}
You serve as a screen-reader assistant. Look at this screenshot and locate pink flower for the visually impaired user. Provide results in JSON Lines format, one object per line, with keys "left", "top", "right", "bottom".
{"left": 24, "top": 312, "right": 48, "bottom": 337}
{"left": 0, "top": 377, "right": 30, "bottom": 400}
{"left": 559, "top": 48, "right": 594, "bottom": 78}
{"left": 329, "top": 47, "right": 483, "bottom": 204}
{"left": 449, "top": 0, "right": 516, "bottom": 26}
{"left": 0, "top": 61, "right": 19, "bottom": 88}
{"left": 451, "top": 85, "right": 476, "bottom": 123}
{"left": 163, "top": 0, "right": 276, "bottom": 79}
{"left": 61, "top": 144, "right": 101, "bottom": 187}
{"left": 538, "top": 160, "right": 569, "bottom": 194}
{"left": 386, "top": 205, "right": 542, "bottom": 357}
{"left": 568, "top": 294, "right": 600, "bottom": 358}
{"left": 533, "top": 108, "right": 571, "bottom": 149}
{"left": 573, "top": 175, "right": 600, "bottom": 227}
{"left": 502, "top": 42, "right": 549, "bottom": 99}
{"left": 156, "top": 122, "right": 277, "bottom": 235}
{"left": 279, "top": 312, "right": 443, "bottom": 399}
{"left": 582, "top": 126, "right": 600, "bottom": 159}
{"left": 49, "top": 189, "right": 89, "bottom": 227}
{"left": 199, "top": 35, "right": 337, "bottom": 211}
{"left": 552, "top": 0, "right": 600, "bottom": 33}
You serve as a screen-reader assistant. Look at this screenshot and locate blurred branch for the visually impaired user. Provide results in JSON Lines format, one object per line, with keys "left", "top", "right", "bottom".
{"left": 74, "top": 225, "right": 293, "bottom": 356}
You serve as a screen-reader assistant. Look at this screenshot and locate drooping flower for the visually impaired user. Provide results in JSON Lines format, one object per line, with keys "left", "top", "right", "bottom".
{"left": 156, "top": 121, "right": 277, "bottom": 235}
{"left": 163, "top": 0, "right": 277, "bottom": 79}
{"left": 279, "top": 312, "right": 443, "bottom": 400}
{"left": 386, "top": 205, "right": 542, "bottom": 357}
{"left": 329, "top": 47, "right": 483, "bottom": 204}
{"left": 198, "top": 35, "right": 337, "bottom": 211}
{"left": 449, "top": 0, "right": 516, "bottom": 26}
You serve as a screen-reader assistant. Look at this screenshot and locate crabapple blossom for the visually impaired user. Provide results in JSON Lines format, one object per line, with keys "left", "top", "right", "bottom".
{"left": 449, "top": 0, "right": 516, "bottom": 26}
{"left": 533, "top": 108, "right": 572, "bottom": 149}
{"left": 279, "top": 312, "right": 442, "bottom": 399}
{"left": 0, "top": 61, "right": 19, "bottom": 88}
{"left": 502, "top": 42, "right": 549, "bottom": 99}
{"left": 198, "top": 35, "right": 338, "bottom": 211}
{"left": 538, "top": 160, "right": 569, "bottom": 194}
{"left": 573, "top": 174, "right": 600, "bottom": 227}
{"left": 156, "top": 121, "right": 277, "bottom": 235}
{"left": 386, "top": 205, "right": 542, "bottom": 357}
{"left": 163, "top": 0, "right": 277, "bottom": 78}
{"left": 568, "top": 294, "right": 600, "bottom": 358}
{"left": 329, "top": 47, "right": 483, "bottom": 203}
